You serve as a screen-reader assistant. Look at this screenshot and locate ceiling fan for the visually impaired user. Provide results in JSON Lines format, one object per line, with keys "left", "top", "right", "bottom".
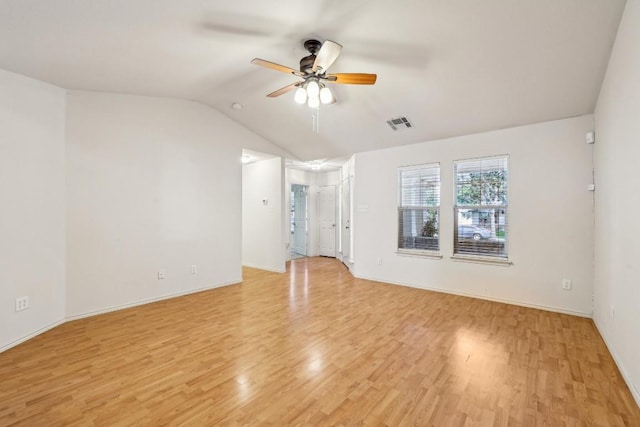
{"left": 251, "top": 39, "right": 377, "bottom": 108}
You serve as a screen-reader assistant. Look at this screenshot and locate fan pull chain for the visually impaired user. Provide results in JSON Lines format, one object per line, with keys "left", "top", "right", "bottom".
{"left": 312, "top": 108, "right": 320, "bottom": 134}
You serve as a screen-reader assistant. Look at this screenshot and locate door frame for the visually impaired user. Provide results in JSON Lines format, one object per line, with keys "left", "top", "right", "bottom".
{"left": 290, "top": 183, "right": 309, "bottom": 257}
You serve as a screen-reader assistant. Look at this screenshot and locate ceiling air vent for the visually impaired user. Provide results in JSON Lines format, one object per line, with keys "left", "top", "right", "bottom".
{"left": 386, "top": 116, "right": 414, "bottom": 131}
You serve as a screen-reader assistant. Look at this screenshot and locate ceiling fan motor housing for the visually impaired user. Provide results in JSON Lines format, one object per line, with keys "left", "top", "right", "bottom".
{"left": 299, "top": 55, "right": 316, "bottom": 73}
{"left": 300, "top": 39, "right": 322, "bottom": 73}
{"left": 303, "top": 39, "right": 322, "bottom": 54}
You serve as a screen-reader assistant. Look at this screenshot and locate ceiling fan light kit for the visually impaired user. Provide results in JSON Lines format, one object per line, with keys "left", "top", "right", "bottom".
{"left": 294, "top": 86, "right": 307, "bottom": 104}
{"left": 293, "top": 78, "right": 335, "bottom": 108}
{"left": 251, "top": 39, "right": 376, "bottom": 112}
{"left": 319, "top": 86, "right": 333, "bottom": 104}
{"left": 308, "top": 95, "right": 320, "bottom": 109}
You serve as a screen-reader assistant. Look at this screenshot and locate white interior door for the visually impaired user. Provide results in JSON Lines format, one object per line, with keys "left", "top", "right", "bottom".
{"left": 319, "top": 185, "right": 336, "bottom": 257}
{"left": 292, "top": 184, "right": 307, "bottom": 256}
{"left": 341, "top": 178, "right": 351, "bottom": 262}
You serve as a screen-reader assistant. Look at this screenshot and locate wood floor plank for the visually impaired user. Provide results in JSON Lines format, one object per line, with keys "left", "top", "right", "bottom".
{"left": 0, "top": 257, "right": 638, "bottom": 426}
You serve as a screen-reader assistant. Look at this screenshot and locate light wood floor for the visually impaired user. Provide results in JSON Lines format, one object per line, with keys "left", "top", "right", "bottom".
{"left": 1, "top": 257, "right": 638, "bottom": 426}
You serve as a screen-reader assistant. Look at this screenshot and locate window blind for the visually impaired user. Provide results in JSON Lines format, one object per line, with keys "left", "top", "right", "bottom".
{"left": 454, "top": 156, "right": 508, "bottom": 258}
{"left": 398, "top": 163, "right": 440, "bottom": 252}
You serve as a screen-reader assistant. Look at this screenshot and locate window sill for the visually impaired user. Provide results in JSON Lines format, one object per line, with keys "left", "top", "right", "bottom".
{"left": 450, "top": 255, "right": 512, "bottom": 266}
{"left": 396, "top": 250, "right": 443, "bottom": 260}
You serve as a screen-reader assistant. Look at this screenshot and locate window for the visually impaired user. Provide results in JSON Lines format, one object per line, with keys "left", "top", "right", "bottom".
{"left": 398, "top": 163, "right": 440, "bottom": 253}
{"left": 454, "top": 156, "right": 508, "bottom": 258}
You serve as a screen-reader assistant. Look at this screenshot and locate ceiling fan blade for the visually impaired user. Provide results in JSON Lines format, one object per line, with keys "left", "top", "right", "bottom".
{"left": 251, "top": 58, "right": 304, "bottom": 77}
{"left": 267, "top": 82, "right": 301, "bottom": 98}
{"left": 325, "top": 73, "right": 377, "bottom": 85}
{"left": 312, "top": 40, "right": 343, "bottom": 72}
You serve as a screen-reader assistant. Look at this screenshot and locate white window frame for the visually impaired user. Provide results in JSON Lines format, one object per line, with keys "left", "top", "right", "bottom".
{"left": 397, "top": 163, "right": 441, "bottom": 258}
{"left": 452, "top": 155, "right": 510, "bottom": 265}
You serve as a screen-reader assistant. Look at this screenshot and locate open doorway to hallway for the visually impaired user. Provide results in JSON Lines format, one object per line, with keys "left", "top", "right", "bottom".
{"left": 290, "top": 184, "right": 308, "bottom": 259}
{"left": 241, "top": 149, "right": 286, "bottom": 273}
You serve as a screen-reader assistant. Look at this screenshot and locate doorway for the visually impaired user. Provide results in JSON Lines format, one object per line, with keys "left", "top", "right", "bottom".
{"left": 290, "top": 184, "right": 308, "bottom": 259}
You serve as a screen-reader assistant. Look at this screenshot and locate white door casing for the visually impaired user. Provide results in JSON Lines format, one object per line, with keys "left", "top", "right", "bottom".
{"left": 341, "top": 177, "right": 350, "bottom": 263}
{"left": 292, "top": 184, "right": 307, "bottom": 256}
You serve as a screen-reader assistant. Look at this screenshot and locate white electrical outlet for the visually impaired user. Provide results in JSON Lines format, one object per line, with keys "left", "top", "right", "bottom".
{"left": 15, "top": 296, "right": 29, "bottom": 312}
{"left": 158, "top": 270, "right": 165, "bottom": 280}
{"left": 191, "top": 264, "right": 197, "bottom": 274}
{"left": 376, "top": 257, "right": 382, "bottom": 265}
{"left": 585, "top": 131, "right": 595, "bottom": 144}
{"left": 562, "top": 279, "right": 572, "bottom": 290}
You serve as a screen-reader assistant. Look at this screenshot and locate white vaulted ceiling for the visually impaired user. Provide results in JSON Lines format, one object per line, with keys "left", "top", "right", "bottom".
{"left": 0, "top": 0, "right": 626, "bottom": 161}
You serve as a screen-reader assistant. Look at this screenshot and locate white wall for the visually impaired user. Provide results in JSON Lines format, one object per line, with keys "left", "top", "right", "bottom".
{"left": 66, "top": 91, "right": 283, "bottom": 318}
{"left": 317, "top": 170, "right": 341, "bottom": 187}
{"left": 0, "top": 70, "right": 66, "bottom": 350}
{"left": 593, "top": 0, "right": 640, "bottom": 405}
{"left": 353, "top": 116, "right": 595, "bottom": 316}
{"left": 242, "top": 157, "right": 286, "bottom": 272}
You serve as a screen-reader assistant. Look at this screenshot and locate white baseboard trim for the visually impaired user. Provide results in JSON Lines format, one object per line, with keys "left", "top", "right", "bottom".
{"left": 242, "top": 263, "right": 286, "bottom": 274}
{"left": 593, "top": 318, "right": 640, "bottom": 408}
{"left": 65, "top": 279, "right": 240, "bottom": 322}
{"left": 353, "top": 274, "right": 593, "bottom": 318}
{"left": 338, "top": 258, "right": 354, "bottom": 274}
{"left": 0, "top": 318, "right": 65, "bottom": 353}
